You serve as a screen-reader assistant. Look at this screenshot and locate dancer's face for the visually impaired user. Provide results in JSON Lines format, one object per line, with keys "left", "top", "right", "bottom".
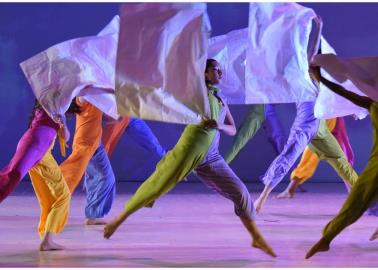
{"left": 205, "top": 61, "right": 223, "bottom": 85}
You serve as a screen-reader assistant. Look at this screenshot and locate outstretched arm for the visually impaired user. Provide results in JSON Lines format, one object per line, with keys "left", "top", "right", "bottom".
{"left": 320, "top": 76, "right": 373, "bottom": 110}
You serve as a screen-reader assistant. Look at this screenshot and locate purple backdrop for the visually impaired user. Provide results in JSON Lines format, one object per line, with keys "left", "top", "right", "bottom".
{"left": 0, "top": 3, "right": 377, "bottom": 184}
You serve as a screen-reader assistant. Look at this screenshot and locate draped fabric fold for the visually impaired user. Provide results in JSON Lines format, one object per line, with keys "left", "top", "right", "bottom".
{"left": 209, "top": 3, "right": 320, "bottom": 104}
{"left": 115, "top": 3, "right": 211, "bottom": 124}
{"left": 20, "top": 15, "right": 120, "bottom": 122}
{"left": 245, "top": 3, "right": 320, "bottom": 104}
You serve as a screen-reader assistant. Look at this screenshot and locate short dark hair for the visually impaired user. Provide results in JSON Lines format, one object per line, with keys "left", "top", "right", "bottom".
{"left": 28, "top": 98, "right": 81, "bottom": 128}
{"left": 205, "top": 58, "right": 217, "bottom": 73}
{"left": 67, "top": 98, "right": 82, "bottom": 115}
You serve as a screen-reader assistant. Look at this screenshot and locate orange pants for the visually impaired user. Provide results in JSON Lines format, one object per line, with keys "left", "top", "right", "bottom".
{"left": 102, "top": 116, "right": 131, "bottom": 156}
{"left": 29, "top": 139, "right": 71, "bottom": 238}
{"left": 60, "top": 99, "right": 103, "bottom": 192}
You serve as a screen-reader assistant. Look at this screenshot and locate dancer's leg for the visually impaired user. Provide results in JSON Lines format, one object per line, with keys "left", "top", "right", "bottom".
{"left": 29, "top": 143, "right": 70, "bottom": 251}
{"left": 104, "top": 125, "right": 213, "bottom": 239}
{"left": 195, "top": 155, "right": 276, "bottom": 257}
{"left": 102, "top": 116, "right": 130, "bottom": 156}
{"left": 262, "top": 104, "right": 286, "bottom": 155}
{"left": 256, "top": 102, "right": 319, "bottom": 212}
{"left": 277, "top": 148, "right": 320, "bottom": 199}
{"left": 125, "top": 118, "right": 166, "bottom": 158}
{"left": 0, "top": 125, "right": 56, "bottom": 203}
{"left": 225, "top": 104, "right": 265, "bottom": 163}
{"left": 84, "top": 144, "right": 116, "bottom": 225}
{"left": 308, "top": 119, "right": 358, "bottom": 188}
{"left": 306, "top": 155, "right": 378, "bottom": 258}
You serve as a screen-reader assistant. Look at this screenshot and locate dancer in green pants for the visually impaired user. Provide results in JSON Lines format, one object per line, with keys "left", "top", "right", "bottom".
{"left": 104, "top": 59, "right": 276, "bottom": 257}
{"left": 306, "top": 70, "right": 378, "bottom": 259}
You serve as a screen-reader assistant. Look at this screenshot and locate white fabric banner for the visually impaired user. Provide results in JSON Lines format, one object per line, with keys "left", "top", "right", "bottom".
{"left": 115, "top": 3, "right": 211, "bottom": 124}
{"left": 245, "top": 3, "right": 319, "bottom": 104}
{"left": 20, "top": 15, "right": 120, "bottom": 121}
{"left": 314, "top": 38, "right": 368, "bottom": 119}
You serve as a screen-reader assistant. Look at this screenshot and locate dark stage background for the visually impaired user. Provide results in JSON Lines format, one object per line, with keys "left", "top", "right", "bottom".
{"left": 0, "top": 3, "right": 377, "bottom": 184}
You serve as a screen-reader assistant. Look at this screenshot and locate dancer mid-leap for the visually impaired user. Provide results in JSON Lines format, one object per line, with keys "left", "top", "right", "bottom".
{"left": 103, "top": 59, "right": 276, "bottom": 258}
{"left": 306, "top": 71, "right": 378, "bottom": 259}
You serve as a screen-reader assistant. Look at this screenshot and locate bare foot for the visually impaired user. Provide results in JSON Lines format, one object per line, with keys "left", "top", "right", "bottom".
{"left": 276, "top": 191, "right": 294, "bottom": 199}
{"left": 369, "top": 228, "right": 378, "bottom": 241}
{"left": 104, "top": 219, "right": 122, "bottom": 239}
{"left": 255, "top": 186, "right": 272, "bottom": 213}
{"left": 305, "top": 238, "right": 330, "bottom": 259}
{"left": 85, "top": 218, "right": 107, "bottom": 225}
{"left": 39, "top": 240, "right": 65, "bottom": 251}
{"left": 252, "top": 236, "right": 277, "bottom": 258}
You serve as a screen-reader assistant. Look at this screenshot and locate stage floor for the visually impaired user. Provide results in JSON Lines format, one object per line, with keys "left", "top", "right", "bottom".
{"left": 0, "top": 182, "right": 377, "bottom": 267}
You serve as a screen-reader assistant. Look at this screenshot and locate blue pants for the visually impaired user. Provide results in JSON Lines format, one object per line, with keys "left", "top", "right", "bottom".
{"left": 84, "top": 144, "right": 116, "bottom": 219}
{"left": 83, "top": 118, "right": 166, "bottom": 218}
{"left": 126, "top": 118, "right": 166, "bottom": 159}
{"left": 263, "top": 104, "right": 286, "bottom": 154}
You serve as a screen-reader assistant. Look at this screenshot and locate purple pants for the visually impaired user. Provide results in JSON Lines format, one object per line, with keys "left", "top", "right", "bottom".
{"left": 195, "top": 152, "right": 256, "bottom": 220}
{"left": 261, "top": 102, "right": 319, "bottom": 189}
{"left": 195, "top": 117, "right": 256, "bottom": 221}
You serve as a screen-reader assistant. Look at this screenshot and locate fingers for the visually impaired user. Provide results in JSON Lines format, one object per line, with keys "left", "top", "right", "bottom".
{"left": 203, "top": 119, "right": 218, "bottom": 129}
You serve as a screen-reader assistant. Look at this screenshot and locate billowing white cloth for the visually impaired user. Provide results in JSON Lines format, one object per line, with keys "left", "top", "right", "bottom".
{"left": 208, "top": 27, "right": 368, "bottom": 119}
{"left": 245, "top": 3, "right": 319, "bottom": 103}
{"left": 20, "top": 16, "right": 120, "bottom": 121}
{"left": 115, "top": 3, "right": 211, "bottom": 124}
{"left": 314, "top": 38, "right": 368, "bottom": 119}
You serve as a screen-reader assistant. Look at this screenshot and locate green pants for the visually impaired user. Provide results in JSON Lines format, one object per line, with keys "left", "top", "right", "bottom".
{"left": 322, "top": 151, "right": 378, "bottom": 242}
{"left": 124, "top": 124, "right": 215, "bottom": 215}
{"left": 308, "top": 119, "right": 358, "bottom": 187}
{"left": 225, "top": 104, "right": 265, "bottom": 163}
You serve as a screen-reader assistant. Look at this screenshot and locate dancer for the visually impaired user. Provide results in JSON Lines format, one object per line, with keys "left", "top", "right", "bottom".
{"left": 0, "top": 100, "right": 79, "bottom": 250}
{"left": 225, "top": 104, "right": 286, "bottom": 163}
{"left": 305, "top": 71, "right": 378, "bottom": 258}
{"left": 277, "top": 117, "right": 354, "bottom": 198}
{"left": 60, "top": 96, "right": 116, "bottom": 225}
{"left": 103, "top": 59, "right": 276, "bottom": 258}
{"left": 254, "top": 64, "right": 358, "bottom": 212}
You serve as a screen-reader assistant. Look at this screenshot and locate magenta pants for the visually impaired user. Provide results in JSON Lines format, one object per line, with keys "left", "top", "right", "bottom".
{"left": 0, "top": 109, "right": 58, "bottom": 203}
